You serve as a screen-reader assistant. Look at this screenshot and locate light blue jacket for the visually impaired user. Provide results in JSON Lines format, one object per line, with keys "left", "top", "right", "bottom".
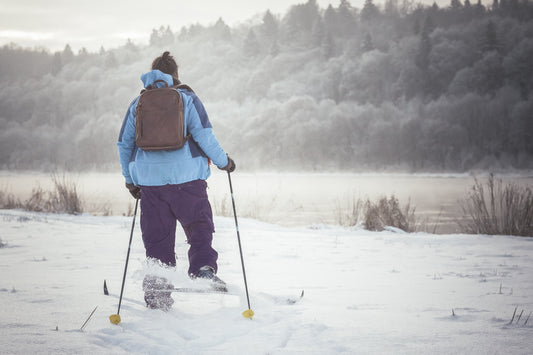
{"left": 117, "top": 70, "right": 228, "bottom": 186}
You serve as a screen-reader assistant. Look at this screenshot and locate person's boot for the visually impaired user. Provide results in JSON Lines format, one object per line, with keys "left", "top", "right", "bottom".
{"left": 196, "top": 266, "right": 227, "bottom": 292}
{"left": 143, "top": 275, "right": 174, "bottom": 311}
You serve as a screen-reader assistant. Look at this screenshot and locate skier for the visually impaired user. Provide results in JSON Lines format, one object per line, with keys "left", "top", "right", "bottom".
{"left": 117, "top": 51, "right": 235, "bottom": 310}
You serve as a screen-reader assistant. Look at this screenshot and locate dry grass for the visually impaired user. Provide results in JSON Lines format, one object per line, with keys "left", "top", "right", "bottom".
{"left": 336, "top": 194, "right": 417, "bottom": 233}
{"left": 0, "top": 173, "right": 83, "bottom": 215}
{"left": 458, "top": 174, "right": 533, "bottom": 236}
{"left": 211, "top": 194, "right": 232, "bottom": 217}
{"left": 49, "top": 173, "right": 82, "bottom": 214}
{"left": 334, "top": 195, "right": 364, "bottom": 227}
{"left": 0, "top": 187, "right": 22, "bottom": 209}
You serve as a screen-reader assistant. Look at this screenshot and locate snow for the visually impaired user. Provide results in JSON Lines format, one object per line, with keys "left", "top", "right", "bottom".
{"left": 1, "top": 209, "right": 532, "bottom": 354}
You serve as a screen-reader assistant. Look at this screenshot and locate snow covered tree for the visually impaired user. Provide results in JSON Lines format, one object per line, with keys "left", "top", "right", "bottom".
{"left": 416, "top": 17, "right": 433, "bottom": 72}
{"left": 211, "top": 18, "right": 231, "bottom": 41}
{"left": 361, "top": 0, "right": 381, "bottom": 23}
{"left": 150, "top": 26, "right": 175, "bottom": 47}
{"left": 337, "top": 0, "right": 357, "bottom": 35}
{"left": 324, "top": 4, "right": 338, "bottom": 34}
{"left": 62, "top": 44, "right": 74, "bottom": 64}
{"left": 481, "top": 20, "right": 499, "bottom": 53}
{"left": 243, "top": 29, "right": 261, "bottom": 57}
{"left": 322, "top": 31, "right": 335, "bottom": 59}
{"left": 261, "top": 10, "right": 279, "bottom": 42}
{"left": 450, "top": 0, "right": 463, "bottom": 10}
{"left": 51, "top": 52, "right": 62, "bottom": 75}
{"left": 361, "top": 32, "right": 375, "bottom": 52}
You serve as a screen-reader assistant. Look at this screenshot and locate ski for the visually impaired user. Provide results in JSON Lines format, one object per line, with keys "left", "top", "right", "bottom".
{"left": 150, "top": 287, "right": 228, "bottom": 294}
{"left": 103, "top": 279, "right": 228, "bottom": 296}
{"left": 258, "top": 290, "right": 304, "bottom": 305}
{"left": 286, "top": 290, "right": 304, "bottom": 305}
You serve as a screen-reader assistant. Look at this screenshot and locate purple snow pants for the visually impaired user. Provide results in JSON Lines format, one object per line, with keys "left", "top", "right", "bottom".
{"left": 139, "top": 180, "right": 218, "bottom": 276}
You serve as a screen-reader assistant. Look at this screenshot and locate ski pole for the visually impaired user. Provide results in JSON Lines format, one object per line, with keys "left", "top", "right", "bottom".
{"left": 109, "top": 198, "right": 139, "bottom": 325}
{"left": 227, "top": 171, "right": 254, "bottom": 319}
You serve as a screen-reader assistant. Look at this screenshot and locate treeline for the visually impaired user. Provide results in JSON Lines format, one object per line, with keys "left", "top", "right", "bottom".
{"left": 0, "top": 0, "right": 532, "bottom": 172}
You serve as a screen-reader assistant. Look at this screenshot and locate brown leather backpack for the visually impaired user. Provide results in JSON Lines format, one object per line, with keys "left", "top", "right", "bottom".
{"left": 134, "top": 80, "right": 193, "bottom": 151}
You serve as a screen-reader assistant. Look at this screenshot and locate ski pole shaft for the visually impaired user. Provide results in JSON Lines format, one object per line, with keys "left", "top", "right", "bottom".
{"left": 227, "top": 171, "right": 252, "bottom": 312}
{"left": 116, "top": 198, "right": 139, "bottom": 315}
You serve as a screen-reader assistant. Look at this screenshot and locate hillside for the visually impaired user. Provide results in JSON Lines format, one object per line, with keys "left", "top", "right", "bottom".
{"left": 1, "top": 0, "right": 532, "bottom": 171}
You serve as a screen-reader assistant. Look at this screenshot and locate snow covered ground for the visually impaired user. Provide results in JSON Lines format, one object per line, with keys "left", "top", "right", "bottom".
{"left": 1, "top": 209, "right": 532, "bottom": 354}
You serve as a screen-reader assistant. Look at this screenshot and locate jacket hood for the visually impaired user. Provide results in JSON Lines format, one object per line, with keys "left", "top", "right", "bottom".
{"left": 140, "top": 70, "right": 174, "bottom": 88}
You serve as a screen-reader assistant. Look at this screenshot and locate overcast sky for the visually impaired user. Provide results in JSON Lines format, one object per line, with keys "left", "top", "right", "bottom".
{"left": 1, "top": 0, "right": 447, "bottom": 52}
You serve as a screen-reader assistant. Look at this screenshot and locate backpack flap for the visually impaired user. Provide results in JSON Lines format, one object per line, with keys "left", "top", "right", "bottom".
{"left": 135, "top": 86, "right": 188, "bottom": 151}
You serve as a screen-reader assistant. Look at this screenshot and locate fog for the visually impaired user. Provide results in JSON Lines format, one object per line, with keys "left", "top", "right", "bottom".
{"left": 1, "top": 170, "right": 532, "bottom": 234}
{"left": 1, "top": 0, "right": 532, "bottom": 173}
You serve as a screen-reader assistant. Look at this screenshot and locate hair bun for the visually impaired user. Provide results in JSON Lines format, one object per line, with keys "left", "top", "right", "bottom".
{"left": 151, "top": 52, "right": 178, "bottom": 77}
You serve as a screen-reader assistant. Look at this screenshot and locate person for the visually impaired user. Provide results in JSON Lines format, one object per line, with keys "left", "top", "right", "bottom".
{"left": 117, "top": 51, "right": 235, "bottom": 310}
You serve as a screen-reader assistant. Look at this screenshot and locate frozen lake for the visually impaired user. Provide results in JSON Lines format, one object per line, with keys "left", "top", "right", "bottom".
{"left": 1, "top": 170, "right": 532, "bottom": 234}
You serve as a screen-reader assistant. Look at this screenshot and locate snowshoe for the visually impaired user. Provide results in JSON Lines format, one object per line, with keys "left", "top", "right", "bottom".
{"left": 195, "top": 266, "right": 228, "bottom": 293}
{"left": 143, "top": 275, "right": 174, "bottom": 311}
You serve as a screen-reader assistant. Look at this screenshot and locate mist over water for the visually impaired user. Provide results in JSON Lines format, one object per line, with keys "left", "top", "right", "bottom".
{"left": 2, "top": 170, "right": 532, "bottom": 233}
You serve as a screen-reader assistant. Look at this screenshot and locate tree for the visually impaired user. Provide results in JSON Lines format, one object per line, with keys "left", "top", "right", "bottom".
{"left": 337, "top": 0, "right": 357, "bottom": 35}
{"left": 384, "top": 0, "right": 400, "bottom": 17}
{"left": 78, "top": 47, "right": 89, "bottom": 58}
{"left": 361, "top": 32, "right": 375, "bottom": 52}
{"left": 261, "top": 10, "right": 279, "bottom": 42}
{"left": 187, "top": 23, "right": 205, "bottom": 37}
{"left": 450, "top": 0, "right": 463, "bottom": 10}
{"left": 51, "top": 52, "right": 62, "bottom": 75}
{"left": 412, "top": 10, "right": 422, "bottom": 34}
{"left": 324, "top": 4, "right": 338, "bottom": 34}
{"left": 162, "top": 26, "right": 175, "bottom": 44}
{"left": 311, "top": 17, "right": 325, "bottom": 47}
{"left": 471, "top": 51, "right": 505, "bottom": 94}
{"left": 270, "top": 40, "right": 280, "bottom": 57}
{"left": 416, "top": 16, "right": 433, "bottom": 72}
{"left": 361, "top": 0, "right": 381, "bottom": 22}
{"left": 474, "top": 0, "right": 486, "bottom": 16}
{"left": 415, "top": 16, "right": 434, "bottom": 96}
{"left": 243, "top": 29, "right": 260, "bottom": 57}
{"left": 282, "top": 0, "right": 321, "bottom": 45}
{"left": 322, "top": 31, "right": 335, "bottom": 59}
{"left": 105, "top": 52, "right": 118, "bottom": 69}
{"left": 150, "top": 26, "right": 175, "bottom": 46}
{"left": 463, "top": 0, "right": 473, "bottom": 20}
{"left": 124, "top": 38, "right": 138, "bottom": 52}
{"left": 481, "top": 20, "right": 499, "bottom": 53}
{"left": 62, "top": 44, "right": 74, "bottom": 64}
{"left": 212, "top": 18, "right": 231, "bottom": 41}
{"left": 503, "top": 38, "right": 533, "bottom": 98}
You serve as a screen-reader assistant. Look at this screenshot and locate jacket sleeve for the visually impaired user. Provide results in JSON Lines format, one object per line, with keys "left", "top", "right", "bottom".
{"left": 184, "top": 93, "right": 229, "bottom": 168}
{"left": 117, "top": 99, "right": 138, "bottom": 184}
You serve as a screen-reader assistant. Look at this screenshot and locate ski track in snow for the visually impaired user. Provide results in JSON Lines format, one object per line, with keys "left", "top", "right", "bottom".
{"left": 0, "top": 209, "right": 532, "bottom": 354}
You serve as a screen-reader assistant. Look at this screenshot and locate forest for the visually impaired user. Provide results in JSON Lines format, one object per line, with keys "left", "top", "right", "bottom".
{"left": 0, "top": 0, "right": 532, "bottom": 172}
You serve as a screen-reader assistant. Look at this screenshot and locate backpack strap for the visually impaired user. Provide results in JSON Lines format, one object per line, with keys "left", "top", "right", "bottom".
{"left": 148, "top": 79, "right": 169, "bottom": 89}
{"left": 175, "top": 84, "right": 194, "bottom": 93}
{"left": 140, "top": 79, "right": 170, "bottom": 94}
{"left": 173, "top": 84, "right": 194, "bottom": 140}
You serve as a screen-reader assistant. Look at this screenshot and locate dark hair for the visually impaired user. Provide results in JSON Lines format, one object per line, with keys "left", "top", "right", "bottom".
{"left": 152, "top": 51, "right": 179, "bottom": 84}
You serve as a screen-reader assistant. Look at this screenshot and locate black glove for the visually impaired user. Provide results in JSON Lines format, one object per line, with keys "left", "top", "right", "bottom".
{"left": 125, "top": 183, "right": 141, "bottom": 199}
{"left": 219, "top": 156, "right": 236, "bottom": 173}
